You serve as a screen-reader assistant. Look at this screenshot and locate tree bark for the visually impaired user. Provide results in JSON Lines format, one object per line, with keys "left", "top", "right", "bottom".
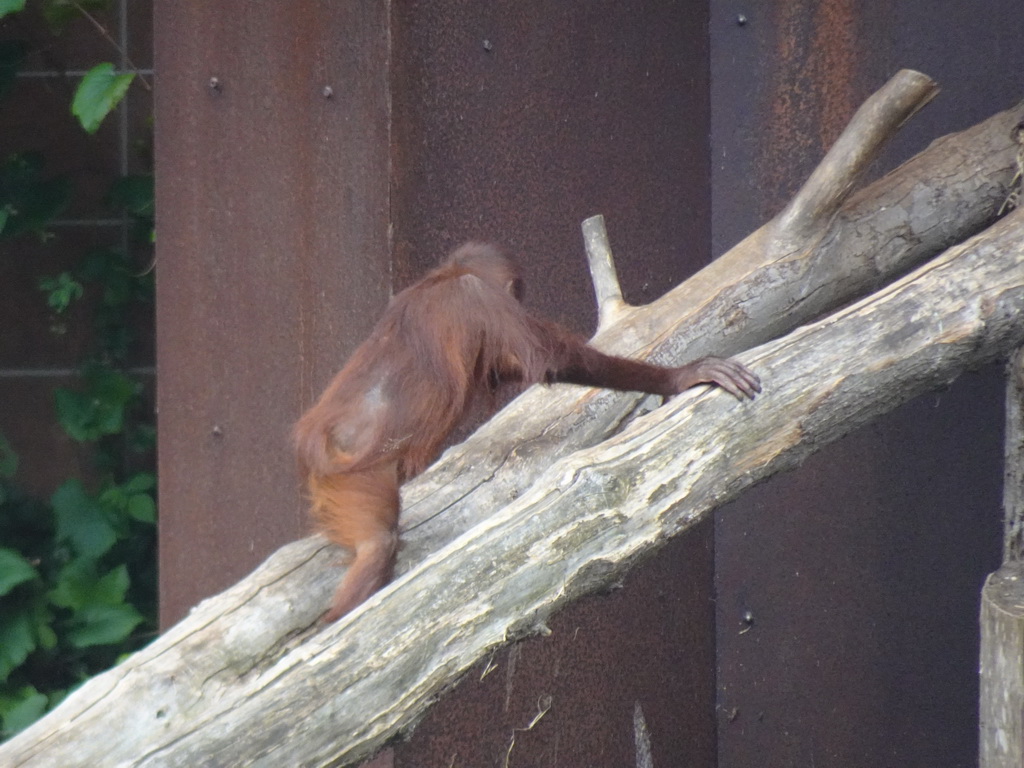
{"left": 2, "top": 72, "right": 1023, "bottom": 768}
{"left": 1002, "top": 348, "right": 1024, "bottom": 562}
{"left": 979, "top": 561, "right": 1024, "bottom": 768}
{"left": 29, "top": 201, "right": 1024, "bottom": 768}
{"left": 979, "top": 342, "right": 1024, "bottom": 767}
{"left": 399, "top": 82, "right": 1022, "bottom": 554}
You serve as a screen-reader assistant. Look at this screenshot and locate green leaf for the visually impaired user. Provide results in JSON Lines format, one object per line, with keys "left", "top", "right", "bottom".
{"left": 0, "top": 152, "right": 71, "bottom": 237}
{"left": 54, "top": 367, "right": 137, "bottom": 442}
{"left": 48, "top": 558, "right": 95, "bottom": 609}
{"left": 54, "top": 389, "right": 97, "bottom": 440}
{"left": 71, "top": 63, "right": 134, "bottom": 134}
{"left": 91, "top": 564, "right": 130, "bottom": 603}
{"left": 108, "top": 175, "right": 154, "bottom": 218}
{"left": 40, "top": 0, "right": 111, "bottom": 31}
{"left": 96, "top": 474, "right": 156, "bottom": 525}
{"left": 36, "top": 622, "right": 57, "bottom": 651}
{"left": 67, "top": 603, "right": 143, "bottom": 648}
{"left": 0, "top": 548, "right": 37, "bottom": 597}
{"left": 0, "top": 0, "right": 26, "bottom": 20}
{"left": 0, "top": 685, "right": 49, "bottom": 737}
{"left": 39, "top": 272, "right": 84, "bottom": 313}
{"left": 51, "top": 480, "right": 116, "bottom": 558}
{"left": 80, "top": 249, "right": 141, "bottom": 310}
{"left": 0, "top": 608, "right": 35, "bottom": 681}
{"left": 97, "top": 481, "right": 126, "bottom": 510}
{"left": 50, "top": 560, "right": 128, "bottom": 610}
{"left": 121, "top": 473, "right": 155, "bottom": 494}
{"left": 126, "top": 493, "right": 155, "bottom": 524}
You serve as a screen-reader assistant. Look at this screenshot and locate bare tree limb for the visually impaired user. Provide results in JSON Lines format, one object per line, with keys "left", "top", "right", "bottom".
{"left": 49, "top": 204, "right": 1024, "bottom": 768}
{"left": 399, "top": 85, "right": 1024, "bottom": 555}
{"left": 7, "top": 190, "right": 1024, "bottom": 768}
{"left": 3, "top": 72, "right": 1023, "bottom": 768}
{"left": 774, "top": 69, "right": 938, "bottom": 243}
{"left": 581, "top": 214, "right": 628, "bottom": 332}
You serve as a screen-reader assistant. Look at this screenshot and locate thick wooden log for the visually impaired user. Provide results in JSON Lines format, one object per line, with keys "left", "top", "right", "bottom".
{"left": 2, "top": 72, "right": 1022, "bottom": 767}
{"left": 980, "top": 344, "right": 1024, "bottom": 767}
{"left": 980, "top": 562, "right": 1024, "bottom": 768}
{"left": 1003, "top": 348, "right": 1024, "bottom": 561}
{"left": 6, "top": 202, "right": 1024, "bottom": 767}
{"left": 399, "top": 83, "right": 1022, "bottom": 552}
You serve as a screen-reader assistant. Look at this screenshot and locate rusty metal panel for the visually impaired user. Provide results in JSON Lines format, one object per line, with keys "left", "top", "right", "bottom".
{"left": 388, "top": 1, "right": 717, "bottom": 763}
{"left": 396, "top": 521, "right": 717, "bottom": 767}
{"left": 715, "top": 374, "right": 1004, "bottom": 766}
{"left": 710, "top": 0, "right": 1022, "bottom": 764}
{"left": 390, "top": 0, "right": 711, "bottom": 332}
{"left": 153, "top": 0, "right": 391, "bottom": 626}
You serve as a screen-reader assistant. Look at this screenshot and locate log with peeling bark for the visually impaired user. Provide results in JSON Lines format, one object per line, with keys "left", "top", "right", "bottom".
{"left": 980, "top": 561, "right": 1024, "bottom": 768}
{"left": 979, "top": 344, "right": 1024, "bottom": 768}
{"left": 17, "top": 199, "right": 1024, "bottom": 768}
{"left": 2, "top": 70, "right": 1023, "bottom": 767}
{"left": 217, "top": 209, "right": 1024, "bottom": 767}
{"left": 400, "top": 73, "right": 1021, "bottom": 550}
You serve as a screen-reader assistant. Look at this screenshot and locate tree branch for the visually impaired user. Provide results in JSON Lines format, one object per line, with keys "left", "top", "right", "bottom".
{"left": 774, "top": 68, "right": 938, "bottom": 243}
{"left": 581, "top": 214, "right": 628, "bottom": 332}
{"left": 4, "top": 73, "right": 1023, "bottom": 768}
{"left": 53, "top": 206, "right": 1024, "bottom": 767}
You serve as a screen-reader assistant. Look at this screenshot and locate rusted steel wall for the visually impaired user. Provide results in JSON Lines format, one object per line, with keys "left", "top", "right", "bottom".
{"left": 396, "top": 526, "right": 717, "bottom": 767}
{"left": 153, "top": 0, "right": 1021, "bottom": 763}
{"left": 387, "top": 3, "right": 716, "bottom": 764}
{"left": 155, "top": 0, "right": 718, "bottom": 760}
{"left": 711, "top": 1, "right": 1022, "bottom": 765}
{"left": 390, "top": 0, "right": 711, "bottom": 328}
{"left": 153, "top": 0, "right": 391, "bottom": 625}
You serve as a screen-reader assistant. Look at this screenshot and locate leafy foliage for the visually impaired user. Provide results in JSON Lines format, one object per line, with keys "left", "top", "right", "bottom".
{"left": 71, "top": 63, "right": 134, "bottom": 134}
{"left": 0, "top": 153, "right": 72, "bottom": 239}
{"left": 0, "top": 0, "right": 26, "bottom": 19}
{"left": 0, "top": 0, "right": 155, "bottom": 742}
{"left": 37, "top": 0, "right": 108, "bottom": 31}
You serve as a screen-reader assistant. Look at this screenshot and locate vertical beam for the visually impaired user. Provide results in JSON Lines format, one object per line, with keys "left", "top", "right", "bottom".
{"left": 153, "top": 1, "right": 391, "bottom": 626}
{"left": 980, "top": 349, "right": 1024, "bottom": 767}
{"left": 1003, "top": 349, "right": 1024, "bottom": 562}
{"left": 979, "top": 563, "right": 1024, "bottom": 768}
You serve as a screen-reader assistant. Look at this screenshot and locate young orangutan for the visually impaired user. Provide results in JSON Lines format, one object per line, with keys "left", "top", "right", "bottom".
{"left": 294, "top": 243, "right": 760, "bottom": 622}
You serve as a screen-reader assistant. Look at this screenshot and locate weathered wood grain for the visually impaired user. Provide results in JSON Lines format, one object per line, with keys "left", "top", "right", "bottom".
{"left": 980, "top": 562, "right": 1024, "bottom": 768}
{"left": 6, "top": 201, "right": 1024, "bottom": 768}
{"left": 3, "top": 72, "right": 1023, "bottom": 768}
{"left": 139, "top": 205, "right": 1024, "bottom": 767}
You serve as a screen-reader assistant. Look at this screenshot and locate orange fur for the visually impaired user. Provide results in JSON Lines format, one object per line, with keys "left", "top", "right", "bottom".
{"left": 308, "top": 463, "right": 399, "bottom": 623}
{"left": 295, "top": 243, "right": 760, "bottom": 622}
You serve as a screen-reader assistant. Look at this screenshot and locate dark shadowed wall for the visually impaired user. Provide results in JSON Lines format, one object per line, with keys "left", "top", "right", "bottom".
{"left": 710, "top": 1, "right": 1021, "bottom": 764}
{"left": 387, "top": 4, "right": 716, "bottom": 762}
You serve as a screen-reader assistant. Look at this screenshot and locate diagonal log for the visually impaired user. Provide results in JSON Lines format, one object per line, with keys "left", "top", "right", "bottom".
{"left": 118, "top": 204, "right": 1024, "bottom": 766}
{"left": 2, "top": 71, "right": 1023, "bottom": 767}
{"left": 7, "top": 171, "right": 1024, "bottom": 768}
{"left": 399, "top": 75, "right": 1019, "bottom": 549}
